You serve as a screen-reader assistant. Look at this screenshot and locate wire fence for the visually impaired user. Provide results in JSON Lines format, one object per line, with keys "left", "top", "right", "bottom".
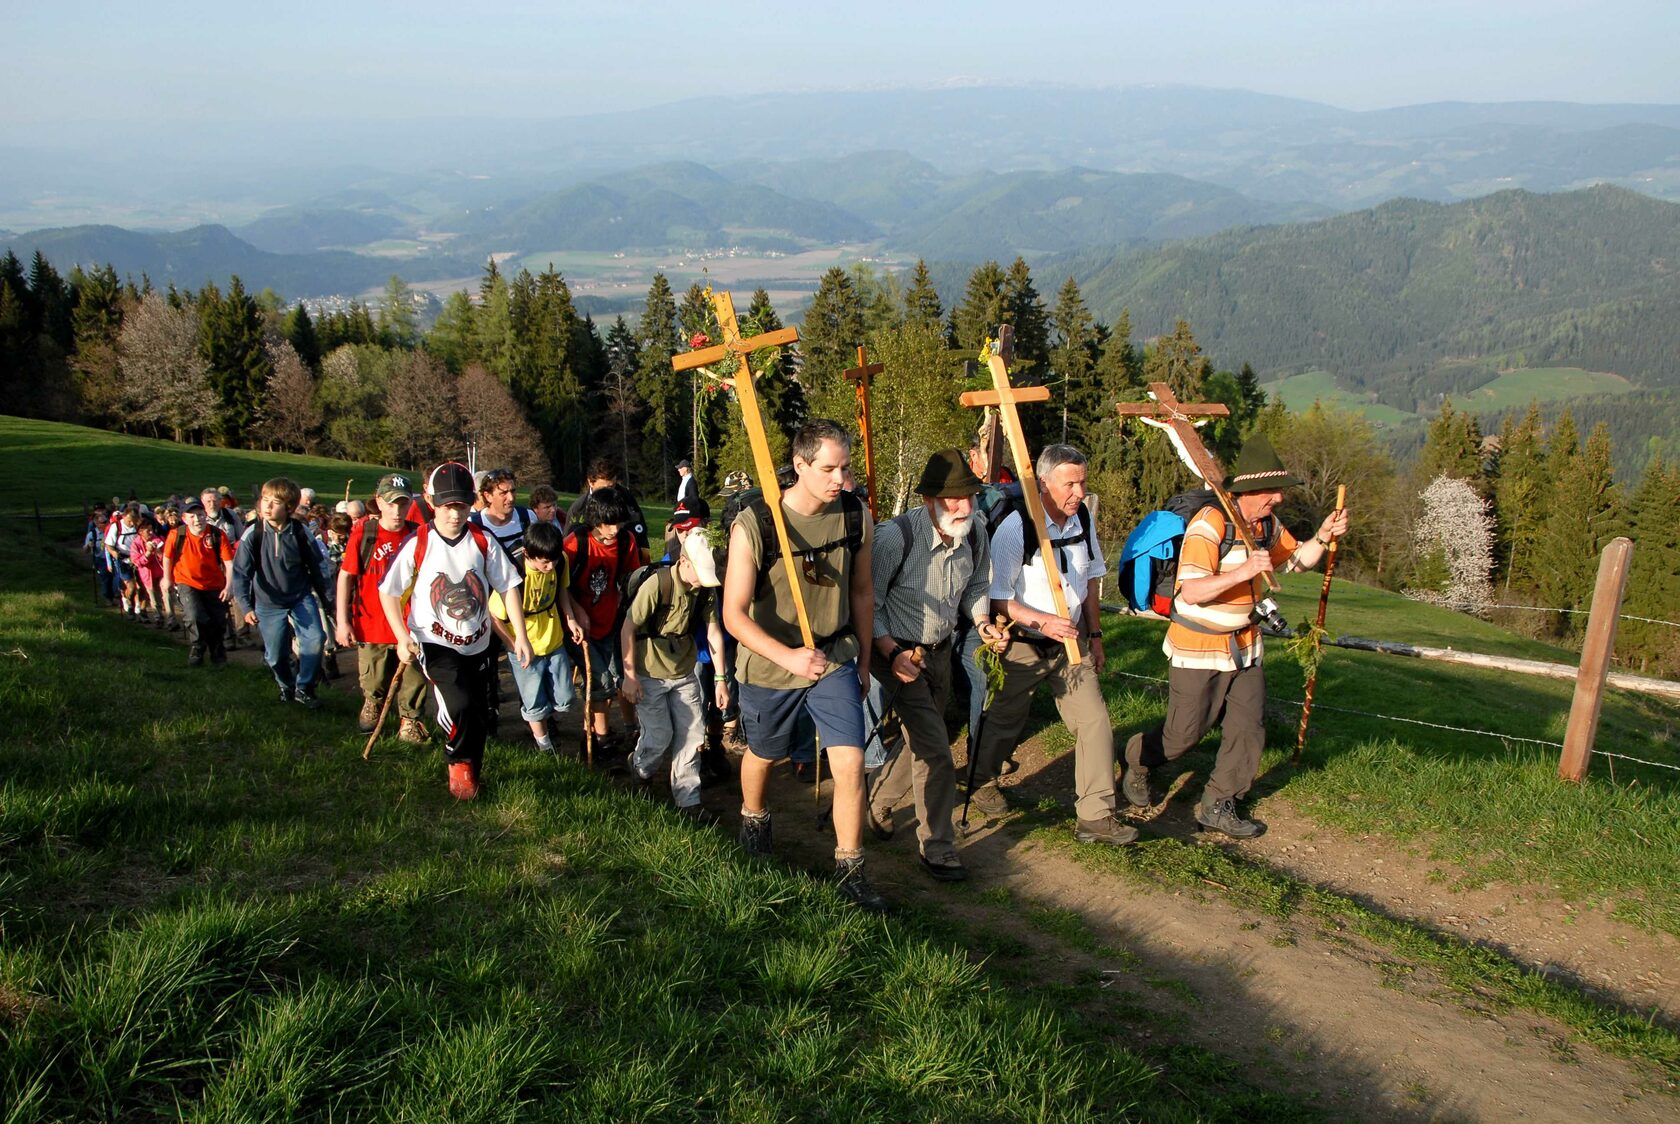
{"left": 1434, "top": 599, "right": 1680, "bottom": 630}
{"left": 1105, "top": 667, "right": 1680, "bottom": 776}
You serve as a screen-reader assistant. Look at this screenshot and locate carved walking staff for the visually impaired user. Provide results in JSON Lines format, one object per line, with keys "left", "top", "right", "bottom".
{"left": 1293, "top": 484, "right": 1347, "bottom": 764}
{"left": 672, "top": 290, "right": 821, "bottom": 796}
{"left": 1116, "top": 383, "right": 1280, "bottom": 594}
{"left": 959, "top": 325, "right": 1081, "bottom": 665}
{"left": 843, "top": 345, "right": 884, "bottom": 519}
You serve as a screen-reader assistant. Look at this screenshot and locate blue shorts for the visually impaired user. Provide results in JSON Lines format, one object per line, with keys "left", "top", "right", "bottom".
{"left": 738, "top": 661, "right": 866, "bottom": 761}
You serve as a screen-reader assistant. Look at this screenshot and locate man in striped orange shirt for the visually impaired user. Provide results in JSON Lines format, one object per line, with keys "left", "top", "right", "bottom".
{"left": 1122, "top": 435, "right": 1348, "bottom": 838}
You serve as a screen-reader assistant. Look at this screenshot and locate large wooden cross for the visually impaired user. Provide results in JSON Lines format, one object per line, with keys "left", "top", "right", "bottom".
{"left": 843, "top": 345, "right": 884, "bottom": 519}
{"left": 671, "top": 291, "right": 812, "bottom": 645}
{"left": 959, "top": 326, "right": 1081, "bottom": 665}
{"left": 1116, "top": 382, "right": 1280, "bottom": 592}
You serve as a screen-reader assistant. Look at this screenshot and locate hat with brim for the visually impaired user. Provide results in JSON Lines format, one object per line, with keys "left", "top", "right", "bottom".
{"left": 682, "top": 531, "right": 721, "bottom": 587}
{"left": 182, "top": 500, "right": 206, "bottom": 516}
{"left": 916, "top": 447, "right": 984, "bottom": 498}
{"left": 377, "top": 472, "right": 415, "bottom": 502}
{"left": 427, "top": 462, "right": 476, "bottom": 506}
{"left": 671, "top": 495, "right": 710, "bottom": 531}
{"left": 1225, "top": 434, "right": 1304, "bottom": 494}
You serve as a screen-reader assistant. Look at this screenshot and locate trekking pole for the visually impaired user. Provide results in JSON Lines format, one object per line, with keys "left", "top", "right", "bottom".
{"left": 1292, "top": 485, "right": 1346, "bottom": 765}
{"left": 363, "top": 661, "right": 405, "bottom": 760}
{"left": 582, "top": 640, "right": 595, "bottom": 768}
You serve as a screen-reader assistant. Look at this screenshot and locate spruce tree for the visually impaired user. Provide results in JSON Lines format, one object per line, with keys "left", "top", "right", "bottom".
{"left": 634, "top": 273, "right": 683, "bottom": 495}
{"left": 799, "top": 267, "right": 865, "bottom": 419}
{"left": 1051, "top": 277, "right": 1098, "bottom": 448}
{"left": 950, "top": 261, "right": 1005, "bottom": 353}
{"left": 1534, "top": 419, "right": 1618, "bottom": 635}
{"left": 424, "top": 292, "right": 476, "bottom": 373}
{"left": 198, "top": 276, "right": 271, "bottom": 446}
{"left": 1619, "top": 458, "right": 1680, "bottom": 673}
{"left": 598, "top": 316, "right": 643, "bottom": 490}
{"left": 1492, "top": 402, "right": 1548, "bottom": 589}
{"left": 282, "top": 303, "right": 322, "bottom": 371}
{"left": 378, "top": 275, "right": 419, "bottom": 349}
{"left": 1415, "top": 398, "right": 1483, "bottom": 484}
{"left": 1001, "top": 257, "right": 1050, "bottom": 382}
{"left": 475, "top": 259, "right": 513, "bottom": 383}
{"left": 903, "top": 259, "right": 944, "bottom": 333}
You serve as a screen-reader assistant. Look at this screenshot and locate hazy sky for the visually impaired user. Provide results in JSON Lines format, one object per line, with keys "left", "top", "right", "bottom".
{"left": 5, "top": 0, "right": 1678, "bottom": 126}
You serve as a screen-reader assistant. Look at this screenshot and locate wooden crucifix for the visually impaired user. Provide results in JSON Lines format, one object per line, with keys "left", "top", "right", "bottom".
{"left": 671, "top": 293, "right": 810, "bottom": 634}
{"left": 843, "top": 345, "right": 884, "bottom": 518}
{"left": 959, "top": 326, "right": 1082, "bottom": 665}
{"left": 1116, "top": 382, "right": 1280, "bottom": 593}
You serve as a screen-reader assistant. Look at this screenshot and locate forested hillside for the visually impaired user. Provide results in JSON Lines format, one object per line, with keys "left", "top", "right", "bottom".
{"left": 1066, "top": 185, "right": 1680, "bottom": 407}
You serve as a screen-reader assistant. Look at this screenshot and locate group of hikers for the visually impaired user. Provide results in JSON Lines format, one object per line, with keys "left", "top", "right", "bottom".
{"left": 83, "top": 419, "right": 1346, "bottom": 912}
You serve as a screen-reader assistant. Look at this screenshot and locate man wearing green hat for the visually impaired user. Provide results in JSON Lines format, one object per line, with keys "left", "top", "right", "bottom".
{"left": 1122, "top": 433, "right": 1348, "bottom": 837}
{"left": 866, "top": 448, "right": 1009, "bottom": 881}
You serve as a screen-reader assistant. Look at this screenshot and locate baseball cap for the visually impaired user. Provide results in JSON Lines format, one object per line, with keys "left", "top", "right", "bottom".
{"left": 377, "top": 472, "right": 415, "bottom": 502}
{"left": 182, "top": 499, "right": 206, "bottom": 515}
{"left": 427, "top": 462, "right": 475, "bottom": 506}
{"left": 682, "top": 531, "right": 721, "bottom": 587}
{"left": 671, "top": 495, "right": 710, "bottom": 530}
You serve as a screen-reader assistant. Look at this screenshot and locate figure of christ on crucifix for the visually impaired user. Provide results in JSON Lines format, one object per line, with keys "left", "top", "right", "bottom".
{"left": 673, "top": 292, "right": 886, "bottom": 912}
{"left": 956, "top": 327, "right": 1137, "bottom": 847}
{"left": 843, "top": 345, "right": 884, "bottom": 519}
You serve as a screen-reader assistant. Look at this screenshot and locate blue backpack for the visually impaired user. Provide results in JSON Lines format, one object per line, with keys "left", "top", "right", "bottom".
{"left": 1118, "top": 489, "right": 1274, "bottom": 615}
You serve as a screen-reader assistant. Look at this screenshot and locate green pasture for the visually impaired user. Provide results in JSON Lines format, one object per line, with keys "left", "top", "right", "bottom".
{"left": 1461, "top": 367, "right": 1634, "bottom": 412}
{"left": 1260, "top": 370, "right": 1417, "bottom": 427}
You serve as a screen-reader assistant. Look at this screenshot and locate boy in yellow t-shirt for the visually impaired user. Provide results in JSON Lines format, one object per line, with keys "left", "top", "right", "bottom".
{"left": 491, "top": 522, "right": 585, "bottom": 752}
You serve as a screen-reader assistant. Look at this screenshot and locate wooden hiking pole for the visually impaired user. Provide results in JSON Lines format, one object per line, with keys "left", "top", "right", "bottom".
{"left": 1116, "top": 383, "right": 1280, "bottom": 594}
{"left": 1293, "top": 484, "right": 1346, "bottom": 764}
{"left": 582, "top": 640, "right": 595, "bottom": 768}
{"left": 672, "top": 290, "right": 817, "bottom": 798}
{"left": 959, "top": 325, "right": 1081, "bottom": 664}
{"left": 362, "top": 664, "right": 404, "bottom": 760}
{"left": 843, "top": 345, "right": 884, "bottom": 519}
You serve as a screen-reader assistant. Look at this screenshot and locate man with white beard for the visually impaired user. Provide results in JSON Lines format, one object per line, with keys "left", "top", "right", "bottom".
{"left": 864, "top": 449, "right": 1008, "bottom": 882}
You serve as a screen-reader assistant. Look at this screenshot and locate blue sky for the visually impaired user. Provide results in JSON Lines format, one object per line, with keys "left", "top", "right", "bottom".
{"left": 5, "top": 0, "right": 1678, "bottom": 124}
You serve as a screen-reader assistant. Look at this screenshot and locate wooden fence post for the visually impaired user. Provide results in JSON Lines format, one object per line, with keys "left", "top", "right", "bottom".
{"left": 1558, "top": 537, "right": 1634, "bottom": 783}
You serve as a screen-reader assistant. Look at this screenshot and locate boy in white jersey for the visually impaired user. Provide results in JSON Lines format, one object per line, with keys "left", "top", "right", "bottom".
{"left": 379, "top": 462, "right": 534, "bottom": 801}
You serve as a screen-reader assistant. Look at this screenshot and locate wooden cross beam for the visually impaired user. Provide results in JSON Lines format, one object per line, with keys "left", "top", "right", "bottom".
{"left": 1116, "top": 381, "right": 1279, "bottom": 592}
{"left": 672, "top": 291, "right": 815, "bottom": 649}
{"left": 959, "top": 325, "right": 1081, "bottom": 665}
{"left": 843, "top": 345, "right": 884, "bottom": 519}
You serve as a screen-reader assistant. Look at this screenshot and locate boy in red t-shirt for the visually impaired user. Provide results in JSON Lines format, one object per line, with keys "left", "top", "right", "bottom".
{"left": 563, "top": 485, "right": 645, "bottom": 754}
{"left": 159, "top": 500, "right": 235, "bottom": 666}
{"left": 337, "top": 473, "right": 428, "bottom": 743}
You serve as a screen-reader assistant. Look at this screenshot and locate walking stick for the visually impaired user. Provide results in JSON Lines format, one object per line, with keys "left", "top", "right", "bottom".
{"left": 582, "top": 640, "right": 595, "bottom": 768}
{"left": 1293, "top": 485, "right": 1346, "bottom": 764}
{"left": 363, "top": 661, "right": 404, "bottom": 760}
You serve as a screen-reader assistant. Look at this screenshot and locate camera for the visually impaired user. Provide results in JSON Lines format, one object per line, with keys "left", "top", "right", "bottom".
{"left": 1251, "top": 597, "right": 1293, "bottom": 637}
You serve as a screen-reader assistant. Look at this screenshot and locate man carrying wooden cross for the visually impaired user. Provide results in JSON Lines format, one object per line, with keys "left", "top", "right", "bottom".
{"left": 969, "top": 443, "right": 1137, "bottom": 846}
{"left": 723, "top": 418, "right": 884, "bottom": 911}
{"left": 1122, "top": 434, "right": 1348, "bottom": 837}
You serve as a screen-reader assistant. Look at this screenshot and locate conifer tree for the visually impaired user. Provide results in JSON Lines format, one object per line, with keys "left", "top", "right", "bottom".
{"left": 903, "top": 259, "right": 945, "bottom": 333}
{"left": 634, "top": 274, "right": 683, "bottom": 495}
{"left": 1619, "top": 458, "right": 1680, "bottom": 674}
{"left": 598, "top": 316, "right": 643, "bottom": 490}
{"left": 424, "top": 292, "right": 476, "bottom": 373}
{"left": 1534, "top": 419, "right": 1618, "bottom": 635}
{"left": 282, "top": 303, "right": 322, "bottom": 371}
{"left": 198, "top": 276, "right": 271, "bottom": 446}
{"left": 1235, "top": 363, "right": 1266, "bottom": 423}
{"left": 1001, "top": 257, "right": 1050, "bottom": 381}
{"left": 799, "top": 267, "right": 865, "bottom": 419}
{"left": 1492, "top": 402, "right": 1548, "bottom": 589}
{"left": 1051, "top": 277, "right": 1098, "bottom": 447}
{"left": 378, "top": 275, "right": 419, "bottom": 349}
{"left": 475, "top": 259, "right": 513, "bottom": 383}
{"left": 69, "top": 264, "right": 126, "bottom": 423}
{"left": 950, "top": 261, "right": 1005, "bottom": 353}
{"left": 1415, "top": 398, "right": 1483, "bottom": 485}
{"left": 1142, "top": 319, "right": 1210, "bottom": 402}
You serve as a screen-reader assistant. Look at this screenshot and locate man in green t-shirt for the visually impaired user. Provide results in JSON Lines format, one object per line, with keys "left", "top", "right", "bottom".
{"left": 723, "top": 419, "right": 883, "bottom": 911}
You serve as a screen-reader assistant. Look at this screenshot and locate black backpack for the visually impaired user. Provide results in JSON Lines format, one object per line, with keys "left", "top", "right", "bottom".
{"left": 988, "top": 487, "right": 1095, "bottom": 567}
{"left": 738, "top": 490, "right": 866, "bottom": 598}
{"left": 354, "top": 515, "right": 416, "bottom": 576}
{"left": 1119, "top": 488, "right": 1275, "bottom": 615}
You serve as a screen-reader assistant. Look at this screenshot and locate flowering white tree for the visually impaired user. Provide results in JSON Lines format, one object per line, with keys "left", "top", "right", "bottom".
{"left": 117, "top": 292, "right": 214, "bottom": 441}
{"left": 1405, "top": 475, "right": 1495, "bottom": 613}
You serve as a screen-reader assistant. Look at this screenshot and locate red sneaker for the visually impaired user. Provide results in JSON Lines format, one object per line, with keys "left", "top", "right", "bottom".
{"left": 448, "top": 761, "right": 479, "bottom": 801}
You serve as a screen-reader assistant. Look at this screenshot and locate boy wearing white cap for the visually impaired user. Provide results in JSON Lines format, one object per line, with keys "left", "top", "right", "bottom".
{"left": 620, "top": 532, "right": 728, "bottom": 822}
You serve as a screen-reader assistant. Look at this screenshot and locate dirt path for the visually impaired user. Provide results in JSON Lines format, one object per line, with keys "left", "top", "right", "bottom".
{"left": 699, "top": 747, "right": 1676, "bottom": 1122}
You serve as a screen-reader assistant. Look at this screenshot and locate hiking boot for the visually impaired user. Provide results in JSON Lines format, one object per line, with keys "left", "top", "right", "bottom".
{"left": 448, "top": 761, "right": 479, "bottom": 801}
{"left": 187, "top": 646, "right": 204, "bottom": 667}
{"left": 678, "top": 803, "right": 720, "bottom": 827}
{"left": 1075, "top": 814, "right": 1140, "bottom": 846}
{"left": 278, "top": 686, "right": 295, "bottom": 704}
{"left": 629, "top": 773, "right": 656, "bottom": 800}
{"left": 738, "top": 810, "right": 773, "bottom": 859}
{"left": 833, "top": 856, "right": 888, "bottom": 912}
{"left": 209, "top": 649, "right": 227, "bottom": 667}
{"left": 397, "top": 718, "right": 427, "bottom": 744}
{"left": 1196, "top": 796, "right": 1263, "bottom": 839}
{"left": 1121, "top": 764, "right": 1152, "bottom": 809}
{"left": 358, "top": 696, "right": 381, "bottom": 733}
{"left": 919, "top": 853, "right": 968, "bottom": 882}
{"left": 294, "top": 687, "right": 322, "bottom": 711}
{"left": 166, "top": 617, "right": 181, "bottom": 632}
{"left": 963, "top": 783, "right": 1009, "bottom": 820}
